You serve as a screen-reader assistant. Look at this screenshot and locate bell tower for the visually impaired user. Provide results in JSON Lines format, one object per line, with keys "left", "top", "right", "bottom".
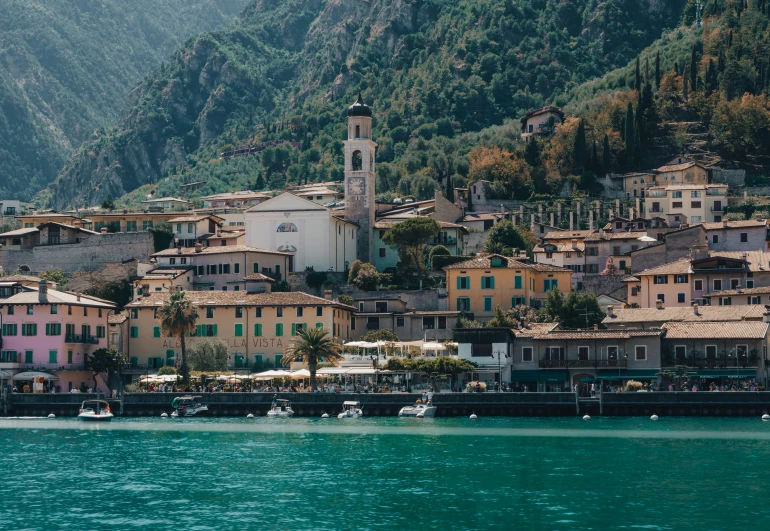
{"left": 344, "top": 93, "right": 377, "bottom": 263}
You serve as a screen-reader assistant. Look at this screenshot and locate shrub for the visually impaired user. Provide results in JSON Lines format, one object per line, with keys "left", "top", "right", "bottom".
{"left": 157, "top": 366, "right": 177, "bottom": 375}
{"left": 350, "top": 263, "right": 380, "bottom": 291}
{"left": 306, "top": 271, "right": 328, "bottom": 289}
{"left": 429, "top": 245, "right": 450, "bottom": 258}
{"left": 338, "top": 294, "right": 354, "bottom": 306}
{"left": 622, "top": 380, "right": 643, "bottom": 392}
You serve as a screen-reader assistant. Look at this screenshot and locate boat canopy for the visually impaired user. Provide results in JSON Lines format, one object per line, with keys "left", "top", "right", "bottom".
{"left": 343, "top": 401, "right": 361, "bottom": 406}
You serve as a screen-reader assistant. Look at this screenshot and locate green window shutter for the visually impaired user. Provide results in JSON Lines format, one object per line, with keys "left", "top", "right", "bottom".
{"left": 49, "top": 350, "right": 57, "bottom": 363}
{"left": 45, "top": 323, "right": 50, "bottom": 336}
{"left": 67, "top": 351, "right": 73, "bottom": 363}
{"left": 235, "top": 324, "right": 243, "bottom": 337}
{"left": 484, "top": 297, "right": 492, "bottom": 312}
{"left": 212, "top": 324, "right": 218, "bottom": 337}
{"left": 515, "top": 276, "right": 522, "bottom": 289}
{"left": 153, "top": 326, "right": 160, "bottom": 338}
{"left": 456, "top": 276, "right": 461, "bottom": 289}
{"left": 552, "top": 280, "right": 558, "bottom": 289}
{"left": 490, "top": 276, "right": 495, "bottom": 289}
{"left": 254, "top": 323, "right": 262, "bottom": 337}
{"left": 130, "top": 357, "right": 138, "bottom": 367}
{"left": 316, "top": 322, "right": 323, "bottom": 328}
{"left": 456, "top": 298, "right": 462, "bottom": 311}
{"left": 276, "top": 323, "right": 283, "bottom": 336}
{"left": 25, "top": 351, "right": 33, "bottom": 363}
{"left": 291, "top": 323, "right": 297, "bottom": 336}
{"left": 274, "top": 354, "right": 283, "bottom": 366}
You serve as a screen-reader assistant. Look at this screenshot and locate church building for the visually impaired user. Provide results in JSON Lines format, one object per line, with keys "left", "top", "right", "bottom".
{"left": 244, "top": 95, "right": 376, "bottom": 272}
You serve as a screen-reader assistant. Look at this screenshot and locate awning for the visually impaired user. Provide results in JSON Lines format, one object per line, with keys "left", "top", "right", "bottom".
{"left": 596, "top": 370, "right": 659, "bottom": 380}
{"left": 0, "top": 370, "right": 12, "bottom": 379}
{"left": 12, "top": 371, "right": 58, "bottom": 381}
{"left": 691, "top": 370, "right": 757, "bottom": 378}
{"left": 510, "top": 370, "right": 568, "bottom": 382}
{"left": 579, "top": 377, "right": 595, "bottom": 383}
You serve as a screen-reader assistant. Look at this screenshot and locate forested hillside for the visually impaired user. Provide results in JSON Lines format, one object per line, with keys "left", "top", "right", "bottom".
{"left": 0, "top": 0, "right": 249, "bottom": 200}
{"left": 47, "top": 0, "right": 688, "bottom": 209}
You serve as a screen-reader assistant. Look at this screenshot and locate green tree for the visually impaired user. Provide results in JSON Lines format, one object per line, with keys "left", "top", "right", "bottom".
{"left": 157, "top": 291, "right": 197, "bottom": 384}
{"left": 149, "top": 222, "right": 174, "bottom": 253}
{"left": 384, "top": 357, "right": 476, "bottom": 393}
{"left": 338, "top": 294, "right": 354, "bottom": 306}
{"left": 690, "top": 45, "right": 698, "bottom": 93}
{"left": 466, "top": 182, "right": 474, "bottom": 211}
{"left": 101, "top": 196, "right": 116, "bottom": 211}
{"left": 361, "top": 329, "right": 399, "bottom": 342}
{"left": 350, "top": 262, "right": 380, "bottom": 290}
{"left": 486, "top": 306, "right": 516, "bottom": 328}
{"left": 85, "top": 348, "right": 124, "bottom": 393}
{"left": 382, "top": 217, "right": 441, "bottom": 285}
{"left": 188, "top": 339, "right": 229, "bottom": 372}
{"left": 157, "top": 366, "right": 177, "bottom": 376}
{"left": 634, "top": 55, "right": 641, "bottom": 91}
{"left": 281, "top": 327, "right": 343, "bottom": 392}
{"left": 573, "top": 119, "right": 586, "bottom": 173}
{"left": 602, "top": 134, "right": 611, "bottom": 173}
{"left": 544, "top": 290, "right": 605, "bottom": 329}
{"left": 39, "top": 269, "right": 67, "bottom": 290}
{"left": 483, "top": 219, "right": 534, "bottom": 255}
{"left": 655, "top": 51, "right": 661, "bottom": 87}
{"left": 624, "top": 102, "right": 635, "bottom": 170}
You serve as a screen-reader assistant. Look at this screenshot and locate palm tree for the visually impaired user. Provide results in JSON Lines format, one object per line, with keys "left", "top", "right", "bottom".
{"left": 281, "top": 327, "right": 343, "bottom": 392}
{"left": 157, "top": 290, "right": 198, "bottom": 384}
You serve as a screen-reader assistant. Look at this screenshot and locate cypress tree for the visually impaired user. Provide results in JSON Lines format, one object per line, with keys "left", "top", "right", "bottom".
{"left": 466, "top": 183, "right": 474, "bottom": 212}
{"left": 707, "top": 58, "right": 717, "bottom": 93}
{"left": 691, "top": 46, "right": 698, "bottom": 93}
{"left": 642, "top": 83, "right": 653, "bottom": 120}
{"left": 574, "top": 119, "right": 586, "bottom": 173}
{"left": 635, "top": 56, "right": 641, "bottom": 91}
{"left": 625, "top": 103, "right": 635, "bottom": 170}
{"left": 591, "top": 141, "right": 600, "bottom": 175}
{"left": 674, "top": 61, "right": 679, "bottom": 75}
{"left": 645, "top": 57, "right": 650, "bottom": 83}
{"left": 682, "top": 62, "right": 689, "bottom": 101}
{"left": 635, "top": 93, "right": 644, "bottom": 143}
{"left": 633, "top": 125, "right": 642, "bottom": 169}
{"left": 655, "top": 52, "right": 661, "bottom": 87}
{"left": 602, "top": 134, "right": 611, "bottom": 174}
{"left": 446, "top": 176, "right": 454, "bottom": 203}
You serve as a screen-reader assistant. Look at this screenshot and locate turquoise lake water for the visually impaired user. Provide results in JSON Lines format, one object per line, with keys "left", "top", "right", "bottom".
{"left": 2, "top": 416, "right": 770, "bottom": 530}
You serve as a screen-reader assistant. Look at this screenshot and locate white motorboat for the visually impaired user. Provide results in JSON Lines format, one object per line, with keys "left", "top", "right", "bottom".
{"left": 170, "top": 396, "right": 208, "bottom": 417}
{"left": 267, "top": 397, "right": 294, "bottom": 417}
{"left": 77, "top": 400, "right": 114, "bottom": 421}
{"left": 338, "top": 401, "right": 363, "bottom": 419}
{"left": 398, "top": 401, "right": 437, "bottom": 418}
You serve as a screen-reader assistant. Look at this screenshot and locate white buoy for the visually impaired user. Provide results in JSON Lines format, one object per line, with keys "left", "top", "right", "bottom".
{"left": 321, "top": 413, "right": 329, "bottom": 418}
{"left": 47, "top": 413, "right": 55, "bottom": 419}
{"left": 762, "top": 413, "right": 770, "bottom": 421}
{"left": 583, "top": 414, "right": 591, "bottom": 421}
{"left": 160, "top": 412, "right": 168, "bottom": 418}
{"left": 469, "top": 413, "right": 478, "bottom": 420}
{"left": 650, "top": 414, "right": 659, "bottom": 421}
{"left": 246, "top": 413, "right": 254, "bottom": 419}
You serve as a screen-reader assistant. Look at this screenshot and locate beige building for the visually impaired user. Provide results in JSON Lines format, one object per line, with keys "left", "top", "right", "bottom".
{"left": 125, "top": 291, "right": 354, "bottom": 371}
{"left": 150, "top": 244, "right": 293, "bottom": 291}
{"left": 140, "top": 197, "right": 190, "bottom": 210}
{"left": 169, "top": 214, "right": 225, "bottom": 247}
{"left": 201, "top": 191, "right": 271, "bottom": 209}
{"left": 350, "top": 297, "right": 460, "bottom": 341}
{"left": 646, "top": 183, "right": 728, "bottom": 225}
{"left": 520, "top": 106, "right": 564, "bottom": 143}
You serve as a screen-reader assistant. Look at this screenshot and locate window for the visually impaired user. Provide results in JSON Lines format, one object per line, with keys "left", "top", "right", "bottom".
{"left": 672, "top": 202, "right": 683, "bottom": 209}
{"left": 96, "top": 326, "right": 105, "bottom": 339}
{"left": 691, "top": 191, "right": 701, "bottom": 198}
{"left": 740, "top": 233, "right": 748, "bottom": 243}
{"left": 484, "top": 297, "right": 492, "bottom": 312}
{"left": 751, "top": 296, "right": 761, "bottom": 304}
{"left": 223, "top": 264, "right": 230, "bottom": 274}
{"left": 153, "top": 326, "right": 161, "bottom": 338}
{"left": 706, "top": 345, "right": 717, "bottom": 359}
{"left": 481, "top": 276, "right": 495, "bottom": 289}
{"left": 691, "top": 216, "right": 702, "bottom": 223}
{"left": 694, "top": 280, "right": 703, "bottom": 291}
{"left": 379, "top": 248, "right": 386, "bottom": 257}
{"left": 674, "top": 274, "right": 688, "bottom": 284}
{"left": 21, "top": 323, "right": 37, "bottom": 336}
{"left": 25, "top": 351, "right": 33, "bottom": 364}
{"left": 176, "top": 223, "right": 182, "bottom": 233}
{"left": 2, "top": 324, "right": 17, "bottom": 336}
{"left": 587, "top": 264, "right": 599, "bottom": 274}
{"left": 522, "top": 347, "right": 533, "bottom": 362}
{"left": 472, "top": 343, "right": 492, "bottom": 357}
{"left": 235, "top": 307, "right": 243, "bottom": 318}
{"left": 713, "top": 279, "right": 722, "bottom": 291}
{"left": 26, "top": 305, "right": 33, "bottom": 315}
{"left": 277, "top": 223, "right": 298, "bottom": 233}
{"left": 712, "top": 235, "right": 719, "bottom": 244}
{"left": 438, "top": 316, "right": 447, "bottom": 329}
{"left": 83, "top": 307, "right": 88, "bottom": 317}
{"left": 254, "top": 324, "right": 263, "bottom": 336}
{"left": 635, "top": 345, "right": 647, "bottom": 361}
{"left": 234, "top": 324, "right": 243, "bottom": 337}
{"left": 234, "top": 263, "right": 240, "bottom": 274}
{"left": 255, "top": 308, "right": 262, "bottom": 318}
{"left": 721, "top": 297, "right": 732, "bottom": 306}
{"left": 545, "top": 347, "right": 564, "bottom": 360}
{"left": 130, "top": 326, "right": 139, "bottom": 338}
{"left": 0, "top": 351, "right": 17, "bottom": 363}
{"left": 544, "top": 279, "right": 558, "bottom": 291}
{"left": 51, "top": 305, "right": 58, "bottom": 315}
{"left": 677, "top": 293, "right": 686, "bottom": 303}
{"left": 672, "top": 191, "right": 683, "bottom": 198}
{"left": 187, "top": 223, "right": 194, "bottom": 233}
{"left": 545, "top": 252, "right": 553, "bottom": 259}
{"left": 276, "top": 323, "right": 284, "bottom": 336}
{"left": 126, "top": 221, "right": 137, "bottom": 232}
{"left": 456, "top": 298, "right": 471, "bottom": 311}
{"left": 422, "top": 317, "right": 436, "bottom": 329}
{"left": 48, "top": 350, "right": 57, "bottom": 363}
{"left": 396, "top": 317, "right": 405, "bottom": 327}
{"left": 67, "top": 351, "right": 73, "bottom": 364}
{"left": 631, "top": 287, "right": 639, "bottom": 296}
{"left": 578, "top": 346, "right": 589, "bottom": 360}
{"left": 514, "top": 276, "right": 522, "bottom": 289}
{"left": 456, "top": 276, "right": 470, "bottom": 289}
{"left": 253, "top": 263, "right": 259, "bottom": 274}
{"left": 691, "top": 201, "right": 701, "bottom": 208}
{"left": 747, "top": 280, "right": 754, "bottom": 288}
{"left": 7, "top": 306, "right": 13, "bottom": 315}
{"left": 142, "top": 221, "right": 153, "bottom": 231}
{"left": 731, "top": 279, "right": 740, "bottom": 289}
{"left": 657, "top": 294, "right": 665, "bottom": 303}
{"left": 653, "top": 275, "right": 668, "bottom": 285}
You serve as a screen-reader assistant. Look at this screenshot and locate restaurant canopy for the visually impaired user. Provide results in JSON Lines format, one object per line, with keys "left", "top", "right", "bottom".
{"left": 12, "top": 371, "right": 58, "bottom": 381}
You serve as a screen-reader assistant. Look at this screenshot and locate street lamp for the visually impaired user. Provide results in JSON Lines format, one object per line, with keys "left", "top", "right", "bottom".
{"left": 492, "top": 349, "right": 508, "bottom": 392}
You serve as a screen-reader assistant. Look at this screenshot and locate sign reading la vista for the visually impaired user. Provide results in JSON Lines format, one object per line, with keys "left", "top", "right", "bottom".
{"left": 161, "top": 337, "right": 285, "bottom": 349}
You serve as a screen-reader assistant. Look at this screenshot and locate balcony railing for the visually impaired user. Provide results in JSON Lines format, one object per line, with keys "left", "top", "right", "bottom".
{"left": 711, "top": 207, "right": 724, "bottom": 212}
{"left": 431, "top": 237, "right": 457, "bottom": 245}
{"left": 366, "top": 322, "right": 380, "bottom": 330}
{"left": 21, "top": 363, "right": 85, "bottom": 371}
{"left": 65, "top": 334, "right": 100, "bottom": 345}
{"left": 662, "top": 359, "right": 758, "bottom": 369}
{"left": 539, "top": 359, "right": 628, "bottom": 369}
{"left": 3, "top": 209, "right": 16, "bottom": 216}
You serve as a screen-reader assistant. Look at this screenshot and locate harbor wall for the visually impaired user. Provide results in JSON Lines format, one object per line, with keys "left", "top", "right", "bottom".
{"left": 6, "top": 392, "right": 770, "bottom": 418}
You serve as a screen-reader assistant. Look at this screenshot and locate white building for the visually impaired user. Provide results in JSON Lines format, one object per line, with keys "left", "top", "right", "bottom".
{"left": 245, "top": 192, "right": 358, "bottom": 272}
{"left": 140, "top": 197, "right": 190, "bottom": 210}
{"left": 645, "top": 184, "right": 727, "bottom": 225}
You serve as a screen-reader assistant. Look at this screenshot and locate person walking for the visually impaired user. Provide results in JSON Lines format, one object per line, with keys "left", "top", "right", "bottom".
{"left": 590, "top": 383, "right": 596, "bottom": 398}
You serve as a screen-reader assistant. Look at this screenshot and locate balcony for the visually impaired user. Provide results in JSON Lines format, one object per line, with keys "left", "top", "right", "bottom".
{"left": 711, "top": 207, "right": 724, "bottom": 212}
{"left": 662, "top": 359, "right": 758, "bottom": 369}
{"left": 366, "top": 322, "right": 380, "bottom": 330}
{"left": 2, "top": 209, "right": 16, "bottom": 216}
{"left": 21, "top": 363, "right": 85, "bottom": 371}
{"left": 539, "top": 359, "right": 628, "bottom": 369}
{"left": 65, "top": 334, "right": 100, "bottom": 345}
{"left": 431, "top": 237, "right": 457, "bottom": 246}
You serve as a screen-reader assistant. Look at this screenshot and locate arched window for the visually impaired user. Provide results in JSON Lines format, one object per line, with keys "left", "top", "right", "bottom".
{"left": 276, "top": 223, "right": 298, "bottom": 233}
{"left": 352, "top": 150, "right": 362, "bottom": 171}
{"left": 355, "top": 125, "right": 360, "bottom": 138}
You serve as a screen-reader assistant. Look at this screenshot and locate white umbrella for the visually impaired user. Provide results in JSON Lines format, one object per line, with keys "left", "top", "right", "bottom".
{"left": 289, "top": 369, "right": 311, "bottom": 379}
{"left": 637, "top": 235, "right": 657, "bottom": 242}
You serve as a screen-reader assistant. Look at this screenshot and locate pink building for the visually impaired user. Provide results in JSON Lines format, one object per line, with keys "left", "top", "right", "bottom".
{"left": 0, "top": 281, "right": 115, "bottom": 392}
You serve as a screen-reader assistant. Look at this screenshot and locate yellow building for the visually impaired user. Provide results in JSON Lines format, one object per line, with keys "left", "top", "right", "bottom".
{"left": 125, "top": 291, "right": 354, "bottom": 371}
{"left": 444, "top": 254, "right": 572, "bottom": 320}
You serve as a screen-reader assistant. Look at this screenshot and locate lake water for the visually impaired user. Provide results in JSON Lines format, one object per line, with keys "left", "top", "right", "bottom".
{"left": 1, "top": 416, "right": 770, "bottom": 530}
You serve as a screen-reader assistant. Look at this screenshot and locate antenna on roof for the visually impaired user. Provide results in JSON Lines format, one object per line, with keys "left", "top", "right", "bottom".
{"left": 577, "top": 306, "right": 596, "bottom": 330}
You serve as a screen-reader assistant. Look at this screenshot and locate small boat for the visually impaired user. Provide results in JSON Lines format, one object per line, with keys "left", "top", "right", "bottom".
{"left": 399, "top": 401, "right": 437, "bottom": 418}
{"left": 77, "top": 400, "right": 114, "bottom": 421}
{"left": 170, "top": 396, "right": 208, "bottom": 417}
{"left": 267, "top": 397, "right": 294, "bottom": 418}
{"left": 338, "top": 401, "right": 363, "bottom": 419}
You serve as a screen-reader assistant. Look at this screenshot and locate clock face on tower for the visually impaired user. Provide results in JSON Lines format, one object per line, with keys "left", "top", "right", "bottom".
{"left": 348, "top": 176, "right": 365, "bottom": 196}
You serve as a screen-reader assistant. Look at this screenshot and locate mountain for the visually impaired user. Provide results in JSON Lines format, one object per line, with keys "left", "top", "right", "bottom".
{"left": 0, "top": 0, "right": 250, "bottom": 201}
{"left": 46, "top": 0, "right": 689, "bottom": 209}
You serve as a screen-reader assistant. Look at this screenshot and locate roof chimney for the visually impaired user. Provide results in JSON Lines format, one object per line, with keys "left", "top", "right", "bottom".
{"left": 38, "top": 279, "right": 48, "bottom": 303}
{"left": 692, "top": 303, "right": 699, "bottom": 316}
{"left": 100, "top": 228, "right": 108, "bottom": 234}
{"left": 324, "top": 290, "right": 333, "bottom": 301}
{"left": 194, "top": 242, "right": 203, "bottom": 253}
{"left": 593, "top": 323, "right": 599, "bottom": 330}
{"left": 176, "top": 244, "right": 182, "bottom": 255}
{"left": 76, "top": 293, "right": 81, "bottom": 302}
{"left": 606, "top": 305, "right": 614, "bottom": 318}
{"left": 655, "top": 299, "right": 664, "bottom": 310}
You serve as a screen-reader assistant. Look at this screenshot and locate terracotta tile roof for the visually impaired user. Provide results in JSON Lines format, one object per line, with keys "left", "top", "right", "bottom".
{"left": 108, "top": 313, "right": 128, "bottom": 324}
{"left": 707, "top": 286, "right": 770, "bottom": 297}
{"left": 202, "top": 231, "right": 244, "bottom": 240}
{"left": 513, "top": 323, "right": 559, "bottom": 338}
{"left": 152, "top": 245, "right": 290, "bottom": 257}
{"left": 0, "top": 227, "right": 39, "bottom": 237}
{"left": 142, "top": 268, "right": 192, "bottom": 280}
{"left": 709, "top": 251, "right": 770, "bottom": 272}
{"left": 243, "top": 273, "right": 275, "bottom": 282}
{"left": 636, "top": 258, "right": 693, "bottom": 276}
{"left": 532, "top": 329, "right": 662, "bottom": 340}
{"left": 2, "top": 287, "right": 115, "bottom": 308}
{"left": 584, "top": 231, "right": 649, "bottom": 241}
{"left": 126, "top": 290, "right": 355, "bottom": 310}
{"left": 442, "top": 254, "right": 570, "bottom": 272}
{"left": 0, "top": 274, "right": 42, "bottom": 282}
{"left": 646, "top": 183, "right": 725, "bottom": 190}
{"left": 534, "top": 241, "right": 585, "bottom": 253}
{"left": 603, "top": 305, "right": 767, "bottom": 324}
{"left": 168, "top": 214, "right": 223, "bottom": 223}
{"left": 458, "top": 213, "right": 503, "bottom": 222}
{"left": 542, "top": 230, "right": 593, "bottom": 240}
{"left": 700, "top": 219, "right": 767, "bottom": 230}
{"left": 656, "top": 161, "right": 701, "bottom": 172}
{"left": 404, "top": 310, "right": 462, "bottom": 316}
{"left": 663, "top": 321, "right": 769, "bottom": 339}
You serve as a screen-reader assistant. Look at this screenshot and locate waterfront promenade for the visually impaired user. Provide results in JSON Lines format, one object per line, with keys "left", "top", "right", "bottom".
{"left": 5, "top": 390, "right": 770, "bottom": 417}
